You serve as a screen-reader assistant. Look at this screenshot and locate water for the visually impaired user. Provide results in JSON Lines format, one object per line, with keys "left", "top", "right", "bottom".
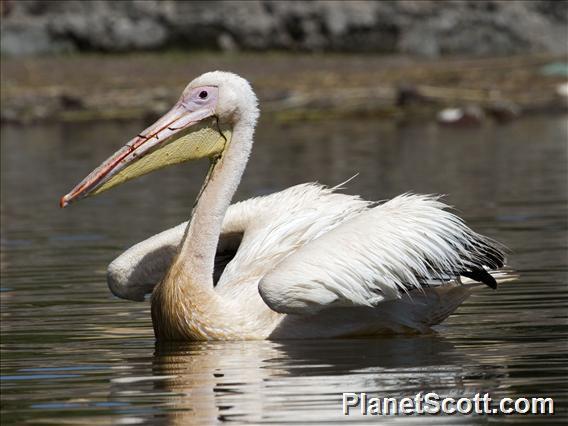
{"left": 1, "top": 115, "right": 567, "bottom": 424}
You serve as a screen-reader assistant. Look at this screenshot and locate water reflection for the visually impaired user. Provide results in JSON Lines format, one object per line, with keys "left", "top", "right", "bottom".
{"left": 140, "top": 337, "right": 483, "bottom": 424}
{"left": 1, "top": 115, "right": 566, "bottom": 423}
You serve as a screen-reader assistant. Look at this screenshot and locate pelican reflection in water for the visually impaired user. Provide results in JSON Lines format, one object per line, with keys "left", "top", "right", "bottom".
{"left": 107, "top": 337, "right": 494, "bottom": 424}
{"left": 61, "top": 72, "right": 516, "bottom": 341}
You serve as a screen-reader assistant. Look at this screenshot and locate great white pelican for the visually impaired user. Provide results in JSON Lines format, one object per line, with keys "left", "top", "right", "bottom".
{"left": 61, "top": 71, "right": 516, "bottom": 341}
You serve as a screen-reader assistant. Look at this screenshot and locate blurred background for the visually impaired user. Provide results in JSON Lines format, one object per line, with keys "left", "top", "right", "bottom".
{"left": 1, "top": 0, "right": 567, "bottom": 122}
{"left": 1, "top": 1, "right": 567, "bottom": 425}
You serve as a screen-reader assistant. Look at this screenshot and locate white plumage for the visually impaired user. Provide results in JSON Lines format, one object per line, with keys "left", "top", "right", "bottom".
{"left": 63, "top": 71, "right": 515, "bottom": 340}
{"left": 260, "top": 192, "right": 500, "bottom": 314}
{"left": 109, "top": 183, "right": 513, "bottom": 338}
{"left": 108, "top": 182, "right": 370, "bottom": 302}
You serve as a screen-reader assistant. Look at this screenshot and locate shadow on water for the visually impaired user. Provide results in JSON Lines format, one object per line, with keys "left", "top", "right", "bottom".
{"left": 1, "top": 114, "right": 567, "bottom": 423}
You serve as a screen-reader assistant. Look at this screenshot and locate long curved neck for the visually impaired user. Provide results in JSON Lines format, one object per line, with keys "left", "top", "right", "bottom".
{"left": 150, "top": 81, "right": 264, "bottom": 340}
{"left": 152, "top": 118, "right": 256, "bottom": 340}
{"left": 177, "top": 119, "right": 254, "bottom": 284}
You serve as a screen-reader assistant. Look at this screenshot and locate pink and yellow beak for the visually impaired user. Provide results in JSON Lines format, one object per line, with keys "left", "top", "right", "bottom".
{"left": 60, "top": 96, "right": 230, "bottom": 208}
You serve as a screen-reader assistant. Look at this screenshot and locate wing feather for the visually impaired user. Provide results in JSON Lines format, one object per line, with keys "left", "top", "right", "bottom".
{"left": 259, "top": 194, "right": 505, "bottom": 315}
{"left": 107, "top": 182, "right": 370, "bottom": 301}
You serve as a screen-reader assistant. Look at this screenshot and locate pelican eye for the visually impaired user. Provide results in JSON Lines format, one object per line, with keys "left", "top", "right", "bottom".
{"left": 199, "top": 90, "right": 208, "bottom": 99}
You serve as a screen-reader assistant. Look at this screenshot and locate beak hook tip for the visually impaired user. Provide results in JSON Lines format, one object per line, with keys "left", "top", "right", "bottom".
{"left": 59, "top": 196, "right": 69, "bottom": 209}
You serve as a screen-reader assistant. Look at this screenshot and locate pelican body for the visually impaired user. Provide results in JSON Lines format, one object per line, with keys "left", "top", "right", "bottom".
{"left": 61, "top": 72, "right": 515, "bottom": 341}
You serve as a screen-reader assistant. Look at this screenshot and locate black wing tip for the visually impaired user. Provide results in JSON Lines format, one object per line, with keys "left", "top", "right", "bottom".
{"left": 461, "top": 269, "right": 498, "bottom": 289}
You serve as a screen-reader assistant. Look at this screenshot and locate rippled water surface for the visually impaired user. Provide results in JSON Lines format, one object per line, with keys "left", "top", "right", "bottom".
{"left": 1, "top": 115, "right": 567, "bottom": 424}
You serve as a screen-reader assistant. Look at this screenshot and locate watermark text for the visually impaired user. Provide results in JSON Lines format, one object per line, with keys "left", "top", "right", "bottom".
{"left": 342, "top": 392, "right": 554, "bottom": 415}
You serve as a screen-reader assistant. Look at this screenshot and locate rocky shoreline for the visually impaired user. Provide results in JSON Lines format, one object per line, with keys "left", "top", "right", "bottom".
{"left": 2, "top": 1, "right": 567, "bottom": 57}
{"left": 1, "top": 52, "right": 566, "bottom": 125}
{"left": 2, "top": 1, "right": 566, "bottom": 125}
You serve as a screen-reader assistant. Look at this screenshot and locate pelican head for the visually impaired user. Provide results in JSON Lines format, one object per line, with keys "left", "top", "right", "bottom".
{"left": 60, "top": 71, "right": 258, "bottom": 207}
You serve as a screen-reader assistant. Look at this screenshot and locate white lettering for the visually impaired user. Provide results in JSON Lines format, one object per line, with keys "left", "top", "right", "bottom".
{"left": 456, "top": 397, "right": 473, "bottom": 414}
{"left": 368, "top": 397, "right": 381, "bottom": 415}
{"left": 414, "top": 392, "right": 424, "bottom": 414}
{"left": 399, "top": 398, "right": 413, "bottom": 414}
{"left": 442, "top": 397, "right": 456, "bottom": 414}
{"left": 424, "top": 392, "right": 440, "bottom": 414}
{"left": 342, "top": 393, "right": 359, "bottom": 415}
{"left": 532, "top": 397, "right": 554, "bottom": 414}
{"left": 501, "top": 397, "right": 514, "bottom": 414}
{"left": 340, "top": 392, "right": 555, "bottom": 415}
{"left": 383, "top": 397, "right": 397, "bottom": 415}
{"left": 515, "top": 398, "right": 530, "bottom": 414}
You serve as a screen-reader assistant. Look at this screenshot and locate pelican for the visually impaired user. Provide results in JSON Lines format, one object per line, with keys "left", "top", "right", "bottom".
{"left": 61, "top": 71, "right": 515, "bottom": 341}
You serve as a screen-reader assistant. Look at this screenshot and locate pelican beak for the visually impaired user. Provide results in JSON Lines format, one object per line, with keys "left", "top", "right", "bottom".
{"left": 60, "top": 99, "right": 230, "bottom": 208}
